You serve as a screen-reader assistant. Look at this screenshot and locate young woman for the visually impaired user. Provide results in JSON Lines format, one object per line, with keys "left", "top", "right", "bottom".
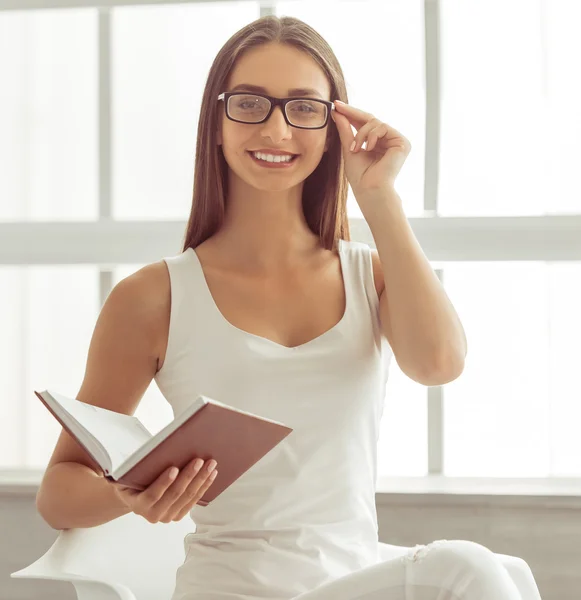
{"left": 36, "top": 14, "right": 543, "bottom": 600}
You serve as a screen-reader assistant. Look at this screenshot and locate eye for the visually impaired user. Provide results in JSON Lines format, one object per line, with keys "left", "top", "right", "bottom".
{"left": 289, "top": 101, "right": 317, "bottom": 113}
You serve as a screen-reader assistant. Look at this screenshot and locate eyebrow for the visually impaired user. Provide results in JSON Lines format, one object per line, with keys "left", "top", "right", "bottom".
{"left": 229, "top": 84, "right": 325, "bottom": 99}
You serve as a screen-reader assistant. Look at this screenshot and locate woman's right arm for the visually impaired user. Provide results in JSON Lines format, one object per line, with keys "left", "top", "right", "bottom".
{"left": 36, "top": 263, "right": 168, "bottom": 530}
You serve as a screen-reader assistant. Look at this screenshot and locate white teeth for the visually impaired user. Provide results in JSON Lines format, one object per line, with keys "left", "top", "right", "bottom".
{"left": 251, "top": 152, "right": 295, "bottom": 163}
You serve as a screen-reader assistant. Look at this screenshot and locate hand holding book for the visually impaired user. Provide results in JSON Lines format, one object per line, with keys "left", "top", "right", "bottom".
{"left": 36, "top": 390, "right": 293, "bottom": 507}
{"left": 110, "top": 457, "right": 218, "bottom": 523}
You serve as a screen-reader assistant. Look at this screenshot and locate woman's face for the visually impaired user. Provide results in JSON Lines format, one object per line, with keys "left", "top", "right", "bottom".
{"left": 217, "top": 43, "right": 333, "bottom": 192}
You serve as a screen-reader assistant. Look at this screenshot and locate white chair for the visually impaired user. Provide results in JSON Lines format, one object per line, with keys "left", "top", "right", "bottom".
{"left": 10, "top": 511, "right": 535, "bottom": 600}
{"left": 10, "top": 511, "right": 412, "bottom": 600}
{"left": 10, "top": 511, "right": 193, "bottom": 600}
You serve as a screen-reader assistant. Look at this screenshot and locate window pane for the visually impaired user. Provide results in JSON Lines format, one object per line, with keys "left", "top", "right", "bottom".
{"left": 439, "top": 0, "right": 581, "bottom": 216}
{"left": 377, "top": 360, "right": 427, "bottom": 478}
{"left": 276, "top": 0, "right": 425, "bottom": 218}
{"left": 112, "top": 2, "right": 260, "bottom": 220}
{"left": 442, "top": 261, "right": 581, "bottom": 476}
{"left": 0, "top": 9, "right": 98, "bottom": 221}
{"left": 0, "top": 266, "right": 98, "bottom": 468}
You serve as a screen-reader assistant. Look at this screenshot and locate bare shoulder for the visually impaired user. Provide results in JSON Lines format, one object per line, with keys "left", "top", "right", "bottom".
{"left": 369, "top": 248, "right": 386, "bottom": 298}
{"left": 122, "top": 260, "right": 171, "bottom": 370}
{"left": 125, "top": 260, "right": 170, "bottom": 310}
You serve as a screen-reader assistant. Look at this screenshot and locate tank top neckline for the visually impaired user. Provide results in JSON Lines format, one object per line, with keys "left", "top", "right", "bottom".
{"left": 184, "top": 238, "right": 350, "bottom": 351}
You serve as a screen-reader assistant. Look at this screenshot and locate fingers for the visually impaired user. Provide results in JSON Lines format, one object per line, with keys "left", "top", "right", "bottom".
{"left": 183, "top": 459, "right": 217, "bottom": 501}
{"left": 154, "top": 458, "right": 217, "bottom": 522}
{"left": 365, "top": 123, "right": 389, "bottom": 153}
{"left": 166, "top": 459, "right": 217, "bottom": 519}
{"left": 351, "top": 118, "right": 382, "bottom": 153}
{"left": 147, "top": 459, "right": 203, "bottom": 517}
{"left": 144, "top": 465, "right": 183, "bottom": 505}
{"left": 112, "top": 458, "right": 219, "bottom": 523}
{"left": 333, "top": 100, "right": 373, "bottom": 128}
{"left": 173, "top": 468, "right": 218, "bottom": 521}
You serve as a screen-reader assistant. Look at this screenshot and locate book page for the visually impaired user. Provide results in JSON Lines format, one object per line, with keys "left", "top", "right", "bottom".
{"left": 47, "top": 391, "right": 153, "bottom": 473}
{"left": 112, "top": 395, "right": 208, "bottom": 478}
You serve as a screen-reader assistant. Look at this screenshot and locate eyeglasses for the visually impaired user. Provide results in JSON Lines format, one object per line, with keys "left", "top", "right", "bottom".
{"left": 217, "top": 92, "right": 335, "bottom": 130}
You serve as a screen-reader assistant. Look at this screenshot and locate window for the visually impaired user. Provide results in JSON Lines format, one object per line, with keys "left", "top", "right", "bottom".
{"left": 0, "top": 265, "right": 99, "bottom": 467}
{"left": 0, "top": 8, "right": 98, "bottom": 221}
{"left": 2, "top": 0, "right": 580, "bottom": 483}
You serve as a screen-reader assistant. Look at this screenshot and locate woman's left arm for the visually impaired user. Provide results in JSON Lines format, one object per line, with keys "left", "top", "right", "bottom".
{"left": 331, "top": 100, "right": 467, "bottom": 386}
{"left": 365, "top": 190, "right": 467, "bottom": 387}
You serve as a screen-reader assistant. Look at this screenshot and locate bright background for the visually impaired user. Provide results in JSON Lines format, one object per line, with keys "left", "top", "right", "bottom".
{"left": 1, "top": 0, "right": 580, "bottom": 481}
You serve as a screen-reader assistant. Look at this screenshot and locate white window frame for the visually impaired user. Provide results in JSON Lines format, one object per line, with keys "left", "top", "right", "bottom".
{"left": 2, "top": 0, "right": 581, "bottom": 497}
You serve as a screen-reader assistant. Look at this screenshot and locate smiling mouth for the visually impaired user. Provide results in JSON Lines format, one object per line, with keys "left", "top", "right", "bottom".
{"left": 247, "top": 151, "right": 300, "bottom": 164}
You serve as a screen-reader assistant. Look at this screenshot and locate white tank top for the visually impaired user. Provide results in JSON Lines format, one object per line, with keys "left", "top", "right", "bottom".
{"left": 155, "top": 238, "right": 393, "bottom": 600}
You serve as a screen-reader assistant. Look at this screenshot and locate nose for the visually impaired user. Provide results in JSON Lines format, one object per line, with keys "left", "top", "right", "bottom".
{"left": 260, "top": 105, "right": 292, "bottom": 142}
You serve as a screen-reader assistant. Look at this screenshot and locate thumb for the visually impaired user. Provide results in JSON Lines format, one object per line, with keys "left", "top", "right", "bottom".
{"left": 331, "top": 109, "right": 355, "bottom": 152}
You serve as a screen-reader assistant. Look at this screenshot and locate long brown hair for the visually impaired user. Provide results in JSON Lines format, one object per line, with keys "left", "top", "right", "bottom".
{"left": 181, "top": 15, "right": 351, "bottom": 254}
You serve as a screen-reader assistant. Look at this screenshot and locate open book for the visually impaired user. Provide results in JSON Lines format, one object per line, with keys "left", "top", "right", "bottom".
{"left": 35, "top": 390, "right": 293, "bottom": 507}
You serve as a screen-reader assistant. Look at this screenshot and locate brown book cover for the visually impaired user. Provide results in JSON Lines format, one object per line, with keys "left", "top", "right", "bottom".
{"left": 35, "top": 390, "right": 293, "bottom": 507}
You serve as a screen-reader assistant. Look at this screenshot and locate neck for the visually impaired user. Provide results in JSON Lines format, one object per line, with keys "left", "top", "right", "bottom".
{"left": 211, "top": 192, "right": 321, "bottom": 273}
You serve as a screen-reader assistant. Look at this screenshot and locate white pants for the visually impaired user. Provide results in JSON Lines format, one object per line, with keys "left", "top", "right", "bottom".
{"left": 293, "top": 540, "right": 542, "bottom": 600}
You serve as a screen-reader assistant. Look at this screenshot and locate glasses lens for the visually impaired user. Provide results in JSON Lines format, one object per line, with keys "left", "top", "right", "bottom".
{"left": 228, "top": 94, "right": 271, "bottom": 123}
{"left": 286, "top": 99, "right": 327, "bottom": 128}
{"left": 227, "top": 94, "right": 327, "bottom": 128}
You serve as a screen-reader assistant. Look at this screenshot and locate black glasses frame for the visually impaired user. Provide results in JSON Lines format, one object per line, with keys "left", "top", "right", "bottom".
{"left": 217, "top": 92, "right": 335, "bottom": 130}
